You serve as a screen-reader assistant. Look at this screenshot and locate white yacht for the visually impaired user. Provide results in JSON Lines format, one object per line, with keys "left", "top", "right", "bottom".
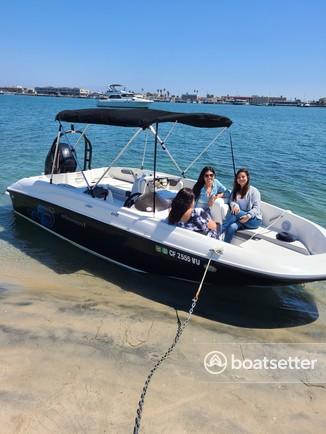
{"left": 97, "top": 84, "right": 153, "bottom": 108}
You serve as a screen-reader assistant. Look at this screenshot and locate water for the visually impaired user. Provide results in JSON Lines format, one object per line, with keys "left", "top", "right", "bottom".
{"left": 0, "top": 94, "right": 325, "bottom": 329}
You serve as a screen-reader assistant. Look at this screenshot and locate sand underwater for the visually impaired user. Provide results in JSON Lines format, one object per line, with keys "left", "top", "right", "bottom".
{"left": 1, "top": 196, "right": 326, "bottom": 434}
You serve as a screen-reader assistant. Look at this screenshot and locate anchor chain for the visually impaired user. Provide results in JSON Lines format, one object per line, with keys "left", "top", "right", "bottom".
{"left": 133, "top": 247, "right": 221, "bottom": 434}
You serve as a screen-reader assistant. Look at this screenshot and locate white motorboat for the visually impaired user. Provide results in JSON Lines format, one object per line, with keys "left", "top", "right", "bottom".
{"left": 7, "top": 108, "right": 326, "bottom": 286}
{"left": 97, "top": 84, "right": 153, "bottom": 108}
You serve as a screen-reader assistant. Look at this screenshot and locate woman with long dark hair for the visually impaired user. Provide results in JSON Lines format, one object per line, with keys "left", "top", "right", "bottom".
{"left": 221, "top": 168, "right": 262, "bottom": 243}
{"left": 192, "top": 166, "right": 229, "bottom": 225}
{"left": 168, "top": 188, "right": 219, "bottom": 238}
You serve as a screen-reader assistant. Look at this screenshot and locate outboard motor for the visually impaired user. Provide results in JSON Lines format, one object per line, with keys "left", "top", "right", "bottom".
{"left": 44, "top": 141, "right": 77, "bottom": 175}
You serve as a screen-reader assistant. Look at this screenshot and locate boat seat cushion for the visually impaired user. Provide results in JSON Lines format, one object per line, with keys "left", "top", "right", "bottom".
{"left": 236, "top": 227, "right": 310, "bottom": 255}
{"left": 84, "top": 186, "right": 113, "bottom": 201}
{"left": 134, "top": 191, "right": 172, "bottom": 212}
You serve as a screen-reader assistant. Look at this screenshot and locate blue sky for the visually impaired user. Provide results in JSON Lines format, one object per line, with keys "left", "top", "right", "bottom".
{"left": 1, "top": 0, "right": 325, "bottom": 99}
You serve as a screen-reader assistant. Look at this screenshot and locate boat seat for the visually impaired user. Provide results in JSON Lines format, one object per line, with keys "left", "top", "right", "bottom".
{"left": 236, "top": 227, "right": 310, "bottom": 255}
{"left": 102, "top": 178, "right": 133, "bottom": 202}
{"left": 134, "top": 191, "right": 171, "bottom": 212}
{"left": 130, "top": 174, "right": 153, "bottom": 196}
{"left": 84, "top": 186, "right": 113, "bottom": 201}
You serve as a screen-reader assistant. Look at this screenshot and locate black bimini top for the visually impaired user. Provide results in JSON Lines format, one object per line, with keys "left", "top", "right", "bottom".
{"left": 55, "top": 108, "right": 232, "bottom": 129}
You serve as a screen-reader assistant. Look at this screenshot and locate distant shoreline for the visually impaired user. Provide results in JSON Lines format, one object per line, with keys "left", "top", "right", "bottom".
{"left": 1, "top": 92, "right": 326, "bottom": 108}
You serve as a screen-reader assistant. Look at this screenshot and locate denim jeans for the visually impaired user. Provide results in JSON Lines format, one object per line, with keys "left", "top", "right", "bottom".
{"left": 222, "top": 210, "right": 262, "bottom": 243}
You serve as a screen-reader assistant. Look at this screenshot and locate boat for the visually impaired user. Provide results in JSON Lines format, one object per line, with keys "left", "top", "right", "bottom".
{"left": 97, "top": 84, "right": 153, "bottom": 108}
{"left": 7, "top": 108, "right": 326, "bottom": 286}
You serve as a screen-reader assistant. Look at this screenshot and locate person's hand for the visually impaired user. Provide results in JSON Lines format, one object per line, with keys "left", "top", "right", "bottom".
{"left": 208, "top": 196, "right": 216, "bottom": 207}
{"left": 207, "top": 219, "right": 217, "bottom": 230}
{"left": 231, "top": 204, "right": 240, "bottom": 214}
{"left": 208, "top": 193, "right": 223, "bottom": 207}
{"left": 239, "top": 214, "right": 251, "bottom": 223}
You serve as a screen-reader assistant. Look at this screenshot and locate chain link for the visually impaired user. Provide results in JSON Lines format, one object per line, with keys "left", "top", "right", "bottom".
{"left": 132, "top": 248, "right": 219, "bottom": 434}
{"left": 133, "top": 298, "right": 197, "bottom": 434}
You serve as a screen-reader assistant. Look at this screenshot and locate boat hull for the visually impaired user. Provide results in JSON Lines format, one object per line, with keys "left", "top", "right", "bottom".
{"left": 7, "top": 190, "right": 318, "bottom": 286}
{"left": 97, "top": 100, "right": 152, "bottom": 109}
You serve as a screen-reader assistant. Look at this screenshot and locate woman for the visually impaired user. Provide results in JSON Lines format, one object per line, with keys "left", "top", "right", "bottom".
{"left": 222, "top": 168, "right": 262, "bottom": 243}
{"left": 193, "top": 166, "right": 229, "bottom": 225}
{"left": 168, "top": 188, "right": 219, "bottom": 239}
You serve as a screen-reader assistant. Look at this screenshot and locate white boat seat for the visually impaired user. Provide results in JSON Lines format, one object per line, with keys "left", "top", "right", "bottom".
{"left": 236, "top": 227, "right": 310, "bottom": 255}
{"left": 104, "top": 178, "right": 133, "bottom": 202}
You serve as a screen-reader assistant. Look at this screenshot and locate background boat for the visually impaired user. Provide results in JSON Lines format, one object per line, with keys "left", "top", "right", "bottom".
{"left": 97, "top": 83, "right": 153, "bottom": 108}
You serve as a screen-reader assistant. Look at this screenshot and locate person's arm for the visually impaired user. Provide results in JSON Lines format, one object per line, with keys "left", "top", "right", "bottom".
{"left": 195, "top": 186, "right": 207, "bottom": 208}
{"left": 247, "top": 187, "right": 261, "bottom": 218}
{"left": 214, "top": 179, "right": 227, "bottom": 197}
{"left": 194, "top": 208, "right": 217, "bottom": 233}
{"left": 223, "top": 189, "right": 231, "bottom": 199}
{"left": 227, "top": 189, "right": 240, "bottom": 214}
{"left": 230, "top": 201, "right": 240, "bottom": 214}
{"left": 208, "top": 180, "right": 226, "bottom": 206}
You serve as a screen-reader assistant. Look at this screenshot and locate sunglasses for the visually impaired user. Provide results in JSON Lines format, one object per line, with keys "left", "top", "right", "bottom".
{"left": 204, "top": 173, "right": 214, "bottom": 178}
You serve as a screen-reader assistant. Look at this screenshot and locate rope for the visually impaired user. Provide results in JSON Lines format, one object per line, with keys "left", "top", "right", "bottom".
{"left": 229, "top": 132, "right": 236, "bottom": 177}
{"left": 133, "top": 248, "right": 220, "bottom": 434}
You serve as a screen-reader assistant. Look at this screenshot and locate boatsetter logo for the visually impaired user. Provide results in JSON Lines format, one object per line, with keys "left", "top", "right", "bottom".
{"left": 204, "top": 350, "right": 317, "bottom": 374}
{"left": 201, "top": 344, "right": 325, "bottom": 383}
{"left": 204, "top": 351, "right": 228, "bottom": 375}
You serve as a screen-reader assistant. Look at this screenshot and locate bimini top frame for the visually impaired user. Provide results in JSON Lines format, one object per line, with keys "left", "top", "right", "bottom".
{"left": 53, "top": 108, "right": 233, "bottom": 211}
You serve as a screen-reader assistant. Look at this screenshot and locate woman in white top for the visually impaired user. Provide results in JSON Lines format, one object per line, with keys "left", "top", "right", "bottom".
{"left": 221, "top": 168, "right": 262, "bottom": 243}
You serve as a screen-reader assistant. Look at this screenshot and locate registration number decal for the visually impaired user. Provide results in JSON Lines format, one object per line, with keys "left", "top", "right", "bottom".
{"left": 155, "top": 245, "right": 201, "bottom": 266}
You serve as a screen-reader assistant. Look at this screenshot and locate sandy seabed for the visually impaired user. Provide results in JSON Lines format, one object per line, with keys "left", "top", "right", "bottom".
{"left": 1, "top": 252, "right": 326, "bottom": 434}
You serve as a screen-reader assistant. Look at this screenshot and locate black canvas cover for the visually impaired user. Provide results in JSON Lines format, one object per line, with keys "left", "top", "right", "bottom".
{"left": 55, "top": 108, "right": 232, "bottom": 128}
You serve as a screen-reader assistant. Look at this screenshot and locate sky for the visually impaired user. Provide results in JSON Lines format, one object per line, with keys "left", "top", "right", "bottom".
{"left": 1, "top": 0, "right": 325, "bottom": 100}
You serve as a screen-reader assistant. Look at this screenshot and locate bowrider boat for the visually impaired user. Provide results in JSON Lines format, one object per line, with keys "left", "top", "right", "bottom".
{"left": 97, "top": 84, "right": 153, "bottom": 108}
{"left": 7, "top": 108, "right": 326, "bottom": 285}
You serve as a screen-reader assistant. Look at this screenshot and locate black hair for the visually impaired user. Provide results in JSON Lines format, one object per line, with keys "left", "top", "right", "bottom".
{"left": 192, "top": 166, "right": 216, "bottom": 201}
{"left": 168, "top": 188, "right": 195, "bottom": 224}
{"left": 232, "top": 168, "right": 250, "bottom": 200}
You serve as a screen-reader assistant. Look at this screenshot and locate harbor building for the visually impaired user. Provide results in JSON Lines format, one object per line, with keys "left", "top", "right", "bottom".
{"left": 34, "top": 87, "right": 90, "bottom": 97}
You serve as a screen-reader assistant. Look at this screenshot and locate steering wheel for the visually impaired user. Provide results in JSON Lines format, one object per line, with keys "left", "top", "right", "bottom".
{"left": 124, "top": 192, "right": 142, "bottom": 208}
